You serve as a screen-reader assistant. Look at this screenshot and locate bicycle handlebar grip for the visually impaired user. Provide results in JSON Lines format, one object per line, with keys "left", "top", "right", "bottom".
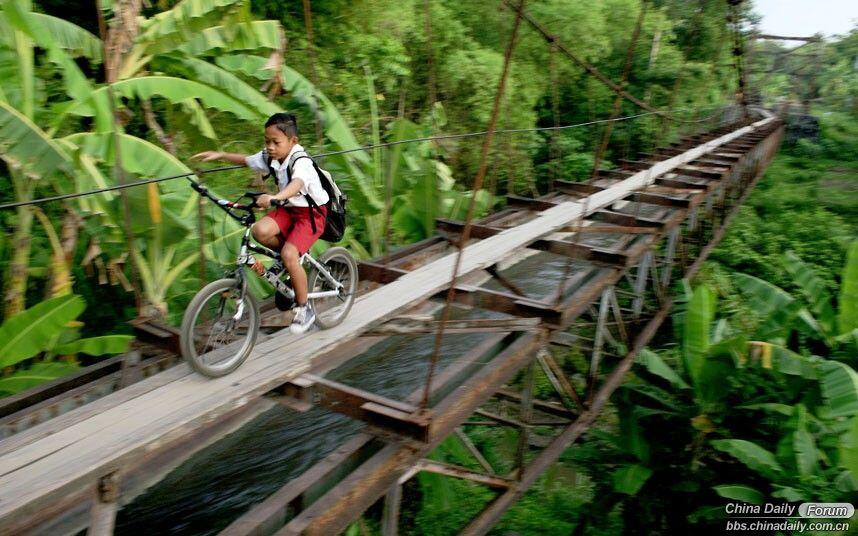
{"left": 270, "top": 198, "right": 287, "bottom": 208}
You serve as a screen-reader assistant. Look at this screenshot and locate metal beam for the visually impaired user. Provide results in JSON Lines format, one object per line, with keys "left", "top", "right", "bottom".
{"left": 278, "top": 375, "right": 430, "bottom": 442}
{"left": 440, "top": 285, "right": 563, "bottom": 325}
{"left": 365, "top": 317, "right": 541, "bottom": 336}
{"left": 437, "top": 219, "right": 631, "bottom": 266}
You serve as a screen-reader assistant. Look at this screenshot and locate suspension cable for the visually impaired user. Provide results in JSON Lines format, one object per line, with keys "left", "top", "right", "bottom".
{"left": 502, "top": 0, "right": 724, "bottom": 125}
{"left": 590, "top": 0, "right": 648, "bottom": 178}
{"left": 1, "top": 98, "right": 732, "bottom": 213}
{"left": 0, "top": 107, "right": 730, "bottom": 211}
{"left": 420, "top": 0, "right": 527, "bottom": 410}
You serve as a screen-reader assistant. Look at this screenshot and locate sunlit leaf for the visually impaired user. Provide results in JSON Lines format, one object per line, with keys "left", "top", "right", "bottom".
{"left": 0, "top": 295, "right": 85, "bottom": 368}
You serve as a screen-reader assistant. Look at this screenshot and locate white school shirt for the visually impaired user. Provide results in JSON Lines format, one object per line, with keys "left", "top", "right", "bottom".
{"left": 245, "top": 144, "right": 330, "bottom": 208}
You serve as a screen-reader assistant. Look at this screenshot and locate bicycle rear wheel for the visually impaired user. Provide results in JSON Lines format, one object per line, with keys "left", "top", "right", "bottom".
{"left": 180, "top": 278, "right": 260, "bottom": 377}
{"left": 308, "top": 247, "right": 358, "bottom": 329}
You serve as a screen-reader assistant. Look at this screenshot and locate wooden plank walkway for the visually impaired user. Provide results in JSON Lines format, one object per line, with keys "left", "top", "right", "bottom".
{"left": 0, "top": 116, "right": 775, "bottom": 528}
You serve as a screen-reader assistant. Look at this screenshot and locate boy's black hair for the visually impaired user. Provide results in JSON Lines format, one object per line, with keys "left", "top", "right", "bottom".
{"left": 265, "top": 112, "right": 299, "bottom": 137}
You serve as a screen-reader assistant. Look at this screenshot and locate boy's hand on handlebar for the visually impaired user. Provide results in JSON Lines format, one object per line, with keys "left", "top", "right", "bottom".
{"left": 256, "top": 194, "right": 274, "bottom": 209}
{"left": 191, "top": 151, "right": 223, "bottom": 162}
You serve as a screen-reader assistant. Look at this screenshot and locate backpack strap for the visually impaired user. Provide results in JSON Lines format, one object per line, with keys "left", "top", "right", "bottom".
{"left": 262, "top": 150, "right": 277, "bottom": 181}
{"left": 285, "top": 151, "right": 324, "bottom": 234}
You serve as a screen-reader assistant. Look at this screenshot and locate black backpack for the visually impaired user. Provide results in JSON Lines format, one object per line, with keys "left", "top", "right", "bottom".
{"left": 264, "top": 150, "right": 347, "bottom": 242}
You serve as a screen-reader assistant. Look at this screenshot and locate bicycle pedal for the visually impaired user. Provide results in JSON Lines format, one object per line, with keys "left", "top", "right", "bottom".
{"left": 275, "top": 291, "right": 295, "bottom": 311}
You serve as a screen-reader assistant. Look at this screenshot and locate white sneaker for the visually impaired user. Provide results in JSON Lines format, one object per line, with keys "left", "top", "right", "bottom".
{"left": 290, "top": 303, "right": 316, "bottom": 334}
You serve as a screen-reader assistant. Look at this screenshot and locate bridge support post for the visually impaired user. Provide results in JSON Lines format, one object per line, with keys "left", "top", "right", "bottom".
{"left": 661, "top": 227, "right": 680, "bottom": 289}
{"left": 586, "top": 289, "right": 612, "bottom": 401}
{"left": 686, "top": 205, "right": 698, "bottom": 232}
{"left": 631, "top": 251, "right": 652, "bottom": 319}
{"left": 515, "top": 360, "right": 535, "bottom": 477}
{"left": 87, "top": 472, "right": 119, "bottom": 536}
{"left": 381, "top": 483, "right": 401, "bottom": 536}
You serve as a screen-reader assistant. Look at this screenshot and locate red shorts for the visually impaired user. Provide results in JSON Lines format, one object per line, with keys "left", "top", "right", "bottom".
{"left": 265, "top": 205, "right": 328, "bottom": 255}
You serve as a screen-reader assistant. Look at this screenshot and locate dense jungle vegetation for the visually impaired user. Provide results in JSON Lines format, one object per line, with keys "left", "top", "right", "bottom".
{"left": 0, "top": 0, "right": 741, "bottom": 391}
{"left": 0, "top": 0, "right": 856, "bottom": 533}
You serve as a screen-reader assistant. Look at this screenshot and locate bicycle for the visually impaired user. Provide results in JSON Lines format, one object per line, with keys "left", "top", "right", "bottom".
{"left": 180, "top": 180, "right": 358, "bottom": 377}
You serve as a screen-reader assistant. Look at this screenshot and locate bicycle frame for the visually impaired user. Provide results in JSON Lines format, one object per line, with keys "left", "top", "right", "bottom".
{"left": 187, "top": 179, "right": 344, "bottom": 303}
{"left": 236, "top": 227, "right": 343, "bottom": 301}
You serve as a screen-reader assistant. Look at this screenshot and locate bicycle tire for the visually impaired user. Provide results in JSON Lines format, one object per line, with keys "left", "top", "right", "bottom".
{"left": 308, "top": 247, "right": 358, "bottom": 329}
{"left": 180, "top": 278, "right": 260, "bottom": 377}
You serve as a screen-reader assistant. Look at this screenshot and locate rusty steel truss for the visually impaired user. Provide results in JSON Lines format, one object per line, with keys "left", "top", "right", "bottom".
{"left": 0, "top": 115, "right": 783, "bottom": 536}
{"left": 215, "top": 118, "right": 784, "bottom": 535}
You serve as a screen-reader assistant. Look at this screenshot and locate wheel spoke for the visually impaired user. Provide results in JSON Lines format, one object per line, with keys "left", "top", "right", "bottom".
{"left": 185, "top": 280, "right": 257, "bottom": 376}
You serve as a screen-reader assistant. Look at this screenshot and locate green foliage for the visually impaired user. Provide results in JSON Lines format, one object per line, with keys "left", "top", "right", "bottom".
{"left": 682, "top": 285, "right": 713, "bottom": 389}
{"left": 839, "top": 242, "right": 858, "bottom": 336}
{"left": 729, "top": 243, "right": 858, "bottom": 356}
{"left": 0, "top": 361, "right": 79, "bottom": 394}
{"left": 711, "top": 439, "right": 782, "bottom": 479}
{"left": 577, "top": 266, "right": 858, "bottom": 533}
{"left": 612, "top": 464, "right": 653, "bottom": 495}
{"left": 709, "top": 119, "right": 856, "bottom": 295}
{"left": 0, "top": 294, "right": 84, "bottom": 367}
{"left": 713, "top": 485, "right": 764, "bottom": 504}
{"left": 636, "top": 348, "right": 689, "bottom": 389}
{"left": 819, "top": 360, "right": 858, "bottom": 418}
{"left": 0, "top": 294, "right": 130, "bottom": 396}
{"left": 52, "top": 335, "right": 132, "bottom": 356}
{"left": 0, "top": 101, "right": 75, "bottom": 181}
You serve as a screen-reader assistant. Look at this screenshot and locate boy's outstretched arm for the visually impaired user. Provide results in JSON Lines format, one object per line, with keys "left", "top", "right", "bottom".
{"left": 191, "top": 151, "right": 248, "bottom": 165}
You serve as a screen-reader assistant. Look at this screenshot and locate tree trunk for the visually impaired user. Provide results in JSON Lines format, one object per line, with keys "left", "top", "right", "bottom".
{"left": 4, "top": 172, "right": 34, "bottom": 317}
{"left": 42, "top": 207, "right": 81, "bottom": 299}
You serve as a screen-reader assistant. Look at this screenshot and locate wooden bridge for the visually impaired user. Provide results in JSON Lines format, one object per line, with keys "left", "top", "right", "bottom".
{"left": 0, "top": 110, "right": 783, "bottom": 535}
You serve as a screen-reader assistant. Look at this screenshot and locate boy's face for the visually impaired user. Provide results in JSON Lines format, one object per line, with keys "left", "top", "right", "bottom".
{"left": 264, "top": 125, "right": 298, "bottom": 161}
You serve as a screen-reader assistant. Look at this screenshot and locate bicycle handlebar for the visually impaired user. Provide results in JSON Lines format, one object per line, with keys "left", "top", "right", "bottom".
{"left": 188, "top": 179, "right": 288, "bottom": 224}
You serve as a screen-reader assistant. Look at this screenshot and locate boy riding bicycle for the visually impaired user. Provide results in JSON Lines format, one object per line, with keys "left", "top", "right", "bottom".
{"left": 193, "top": 113, "right": 328, "bottom": 334}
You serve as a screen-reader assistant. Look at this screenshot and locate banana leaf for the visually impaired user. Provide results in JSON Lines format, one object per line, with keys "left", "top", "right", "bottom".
{"left": 0, "top": 362, "right": 80, "bottom": 395}
{"left": 819, "top": 360, "right": 858, "bottom": 418}
{"left": 733, "top": 273, "right": 800, "bottom": 343}
{"left": 177, "top": 20, "right": 281, "bottom": 56}
{"left": 54, "top": 335, "right": 133, "bottom": 356}
{"left": 27, "top": 12, "right": 102, "bottom": 62}
{"left": 0, "top": 294, "right": 85, "bottom": 368}
{"left": 711, "top": 439, "right": 782, "bottom": 480}
{"left": 784, "top": 250, "right": 836, "bottom": 336}
{"left": 613, "top": 464, "right": 653, "bottom": 495}
{"left": 791, "top": 404, "right": 819, "bottom": 477}
{"left": 682, "top": 285, "right": 714, "bottom": 389}
{"left": 636, "top": 348, "right": 690, "bottom": 389}
{"left": 840, "top": 416, "right": 858, "bottom": 479}
{"left": 155, "top": 55, "right": 280, "bottom": 119}
{"left": 839, "top": 242, "right": 858, "bottom": 337}
{"left": 136, "top": 0, "right": 251, "bottom": 57}
{"left": 713, "top": 484, "right": 764, "bottom": 504}
{"left": 67, "top": 76, "right": 260, "bottom": 124}
{"left": 0, "top": 100, "right": 74, "bottom": 180}
{"left": 64, "top": 131, "right": 193, "bottom": 193}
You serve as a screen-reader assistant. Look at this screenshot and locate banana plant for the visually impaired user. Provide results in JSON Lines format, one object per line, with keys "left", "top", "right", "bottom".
{"left": 0, "top": 0, "right": 291, "bottom": 317}
{"left": 0, "top": 0, "right": 98, "bottom": 316}
{"left": 0, "top": 294, "right": 132, "bottom": 396}
{"left": 63, "top": 130, "right": 244, "bottom": 318}
{"left": 577, "top": 284, "right": 858, "bottom": 530}
{"left": 733, "top": 242, "right": 858, "bottom": 353}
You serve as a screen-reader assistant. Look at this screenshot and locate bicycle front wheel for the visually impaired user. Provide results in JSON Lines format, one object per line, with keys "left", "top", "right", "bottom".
{"left": 180, "top": 278, "right": 260, "bottom": 377}
{"left": 308, "top": 247, "right": 358, "bottom": 329}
